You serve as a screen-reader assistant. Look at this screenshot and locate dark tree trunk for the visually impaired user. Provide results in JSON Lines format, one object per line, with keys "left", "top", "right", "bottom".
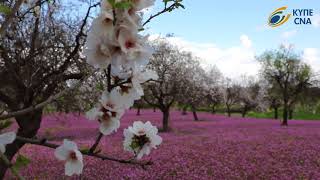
{"left": 153, "top": 107, "right": 156, "bottom": 112}
{"left": 0, "top": 109, "right": 43, "bottom": 178}
{"left": 211, "top": 105, "right": 216, "bottom": 114}
{"left": 226, "top": 106, "right": 231, "bottom": 117}
{"left": 182, "top": 105, "right": 187, "bottom": 115}
{"left": 241, "top": 106, "right": 248, "bottom": 118}
{"left": 136, "top": 107, "right": 141, "bottom": 116}
{"left": 241, "top": 110, "right": 246, "bottom": 118}
{"left": 288, "top": 108, "right": 293, "bottom": 120}
{"left": 191, "top": 105, "right": 198, "bottom": 121}
{"left": 282, "top": 104, "right": 288, "bottom": 126}
{"left": 274, "top": 107, "right": 278, "bottom": 119}
{"left": 162, "top": 108, "right": 170, "bottom": 132}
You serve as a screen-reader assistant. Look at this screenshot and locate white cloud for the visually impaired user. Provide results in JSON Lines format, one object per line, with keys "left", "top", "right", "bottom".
{"left": 303, "top": 48, "right": 320, "bottom": 72}
{"left": 240, "top": 34, "right": 252, "bottom": 48}
{"left": 311, "top": 14, "right": 320, "bottom": 28}
{"left": 281, "top": 30, "right": 297, "bottom": 39}
{"left": 255, "top": 24, "right": 272, "bottom": 31}
{"left": 149, "top": 34, "right": 259, "bottom": 79}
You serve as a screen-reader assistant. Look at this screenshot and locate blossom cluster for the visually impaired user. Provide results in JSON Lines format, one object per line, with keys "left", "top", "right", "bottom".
{"left": 53, "top": 0, "right": 162, "bottom": 176}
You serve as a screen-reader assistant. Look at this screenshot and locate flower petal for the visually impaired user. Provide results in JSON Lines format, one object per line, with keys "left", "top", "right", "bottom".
{"left": 54, "top": 146, "right": 68, "bottom": 161}
{"left": 0, "top": 131, "right": 16, "bottom": 145}
{"left": 63, "top": 139, "right": 78, "bottom": 151}
{"left": 0, "top": 144, "right": 6, "bottom": 153}
{"left": 65, "top": 160, "right": 83, "bottom": 176}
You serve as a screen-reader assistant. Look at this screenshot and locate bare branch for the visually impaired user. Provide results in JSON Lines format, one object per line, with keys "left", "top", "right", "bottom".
{"left": 0, "top": 76, "right": 85, "bottom": 120}
{"left": 143, "top": 2, "right": 179, "bottom": 27}
{"left": 88, "top": 132, "right": 103, "bottom": 154}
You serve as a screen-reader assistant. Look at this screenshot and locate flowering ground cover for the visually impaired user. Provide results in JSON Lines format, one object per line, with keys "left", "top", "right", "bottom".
{"left": 6, "top": 109, "right": 320, "bottom": 179}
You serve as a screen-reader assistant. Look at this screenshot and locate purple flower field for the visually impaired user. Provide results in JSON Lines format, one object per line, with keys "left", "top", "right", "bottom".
{"left": 6, "top": 110, "right": 320, "bottom": 179}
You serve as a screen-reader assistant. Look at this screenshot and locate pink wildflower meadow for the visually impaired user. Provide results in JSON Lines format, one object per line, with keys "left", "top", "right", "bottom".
{"left": 6, "top": 110, "right": 320, "bottom": 179}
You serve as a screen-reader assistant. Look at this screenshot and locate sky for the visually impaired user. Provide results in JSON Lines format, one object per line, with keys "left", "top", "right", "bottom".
{"left": 143, "top": 0, "right": 320, "bottom": 78}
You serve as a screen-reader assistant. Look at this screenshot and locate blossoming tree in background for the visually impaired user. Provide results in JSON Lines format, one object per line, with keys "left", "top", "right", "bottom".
{"left": 221, "top": 78, "right": 241, "bottom": 117}
{"left": 237, "top": 75, "right": 266, "bottom": 118}
{"left": 0, "top": 0, "right": 184, "bottom": 178}
{"left": 144, "top": 39, "right": 192, "bottom": 131}
{"left": 258, "top": 46, "right": 313, "bottom": 126}
{"left": 176, "top": 57, "right": 207, "bottom": 121}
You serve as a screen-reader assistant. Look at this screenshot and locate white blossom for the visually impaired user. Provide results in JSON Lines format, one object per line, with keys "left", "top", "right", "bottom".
{"left": 123, "top": 121, "right": 162, "bottom": 159}
{"left": 100, "top": 88, "right": 127, "bottom": 112}
{"left": 86, "top": 106, "right": 104, "bottom": 121}
{"left": 0, "top": 131, "right": 16, "bottom": 153}
{"left": 86, "top": 103, "right": 123, "bottom": 135}
{"left": 54, "top": 140, "right": 83, "bottom": 176}
{"left": 131, "top": 0, "right": 155, "bottom": 11}
{"left": 98, "top": 111, "right": 122, "bottom": 135}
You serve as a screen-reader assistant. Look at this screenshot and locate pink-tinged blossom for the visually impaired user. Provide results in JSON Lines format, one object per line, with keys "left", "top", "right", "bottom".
{"left": 54, "top": 139, "right": 83, "bottom": 176}
{"left": 123, "top": 121, "right": 162, "bottom": 159}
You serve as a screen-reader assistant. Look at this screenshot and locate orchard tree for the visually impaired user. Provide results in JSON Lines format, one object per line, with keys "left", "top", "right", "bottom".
{"left": 263, "top": 80, "right": 282, "bottom": 119}
{"left": 222, "top": 78, "right": 241, "bottom": 117}
{"left": 144, "top": 39, "right": 191, "bottom": 131}
{"left": 176, "top": 55, "right": 207, "bottom": 121}
{"left": 204, "top": 65, "right": 223, "bottom": 114}
{"left": 0, "top": 0, "right": 184, "bottom": 178}
{"left": 258, "top": 45, "right": 313, "bottom": 126}
{"left": 134, "top": 99, "right": 147, "bottom": 116}
{"left": 238, "top": 75, "right": 264, "bottom": 117}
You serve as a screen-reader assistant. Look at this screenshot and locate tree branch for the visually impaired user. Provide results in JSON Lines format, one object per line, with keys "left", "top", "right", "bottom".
{"left": 15, "top": 136, "right": 152, "bottom": 168}
{"left": 143, "top": 2, "right": 178, "bottom": 27}
{"left": 0, "top": 76, "right": 85, "bottom": 120}
{"left": 88, "top": 132, "right": 103, "bottom": 154}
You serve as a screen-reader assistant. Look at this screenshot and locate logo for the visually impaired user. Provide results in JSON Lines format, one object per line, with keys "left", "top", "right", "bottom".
{"left": 268, "top": 6, "right": 291, "bottom": 27}
{"left": 268, "top": 6, "right": 314, "bottom": 28}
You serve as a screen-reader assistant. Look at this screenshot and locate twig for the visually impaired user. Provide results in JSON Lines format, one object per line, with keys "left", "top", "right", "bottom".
{"left": 107, "top": 64, "right": 112, "bottom": 92}
{"left": 142, "top": 2, "right": 178, "bottom": 27}
{"left": 88, "top": 133, "right": 103, "bottom": 154}
{"left": 0, "top": 152, "right": 25, "bottom": 180}
{"left": 15, "top": 136, "right": 152, "bottom": 167}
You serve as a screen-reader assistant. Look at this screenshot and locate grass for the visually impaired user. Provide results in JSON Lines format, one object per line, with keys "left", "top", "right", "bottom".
{"left": 247, "top": 110, "right": 320, "bottom": 120}
{"left": 194, "top": 107, "right": 320, "bottom": 120}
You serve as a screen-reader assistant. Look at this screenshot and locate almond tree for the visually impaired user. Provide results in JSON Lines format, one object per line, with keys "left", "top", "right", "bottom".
{"left": 263, "top": 80, "right": 282, "bottom": 119}
{"left": 204, "top": 66, "right": 223, "bottom": 114}
{"left": 238, "top": 75, "right": 264, "bottom": 117}
{"left": 176, "top": 55, "right": 207, "bottom": 121}
{"left": 258, "top": 45, "right": 313, "bottom": 126}
{"left": 222, "top": 78, "right": 241, "bottom": 117}
{"left": 144, "top": 39, "right": 191, "bottom": 131}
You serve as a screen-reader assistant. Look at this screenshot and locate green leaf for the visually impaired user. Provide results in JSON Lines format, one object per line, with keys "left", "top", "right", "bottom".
{"left": 138, "top": 28, "right": 145, "bottom": 32}
{"left": 114, "top": 1, "right": 132, "bottom": 9}
{"left": 0, "top": 120, "right": 13, "bottom": 131}
{"left": 176, "top": 3, "right": 185, "bottom": 9}
{"left": 13, "top": 154, "right": 31, "bottom": 171}
{"left": 0, "top": 4, "right": 11, "bottom": 14}
{"left": 108, "top": 0, "right": 116, "bottom": 7}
